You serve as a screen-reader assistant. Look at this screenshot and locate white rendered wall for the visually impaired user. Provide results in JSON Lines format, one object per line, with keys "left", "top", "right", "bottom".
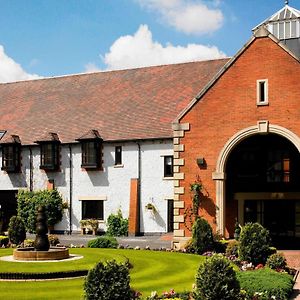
{"left": 0, "top": 139, "right": 173, "bottom": 234}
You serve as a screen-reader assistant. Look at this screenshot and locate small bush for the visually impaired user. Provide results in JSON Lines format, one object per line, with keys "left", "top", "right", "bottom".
{"left": 226, "top": 240, "right": 240, "bottom": 257}
{"left": 238, "top": 223, "right": 271, "bottom": 265}
{"left": 84, "top": 259, "right": 132, "bottom": 300}
{"left": 88, "top": 236, "right": 118, "bottom": 248}
{"left": 48, "top": 234, "right": 60, "bottom": 246}
{"left": 0, "top": 235, "right": 9, "bottom": 247}
{"left": 194, "top": 254, "right": 240, "bottom": 300}
{"left": 8, "top": 216, "right": 26, "bottom": 245}
{"left": 266, "top": 253, "right": 287, "bottom": 270}
{"left": 23, "top": 239, "right": 35, "bottom": 248}
{"left": 106, "top": 210, "right": 128, "bottom": 236}
{"left": 192, "top": 217, "right": 214, "bottom": 254}
{"left": 183, "top": 239, "right": 195, "bottom": 253}
{"left": 237, "top": 268, "right": 293, "bottom": 300}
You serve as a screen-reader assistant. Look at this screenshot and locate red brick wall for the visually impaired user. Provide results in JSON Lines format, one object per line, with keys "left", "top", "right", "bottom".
{"left": 178, "top": 36, "right": 300, "bottom": 237}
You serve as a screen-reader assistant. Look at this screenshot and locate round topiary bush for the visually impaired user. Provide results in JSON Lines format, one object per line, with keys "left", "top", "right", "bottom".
{"left": 192, "top": 217, "right": 214, "bottom": 254}
{"left": 194, "top": 254, "right": 240, "bottom": 300}
{"left": 87, "top": 236, "right": 118, "bottom": 248}
{"left": 106, "top": 210, "right": 128, "bottom": 237}
{"left": 238, "top": 222, "right": 271, "bottom": 265}
{"left": 266, "top": 253, "right": 287, "bottom": 270}
{"left": 8, "top": 216, "right": 26, "bottom": 245}
{"left": 84, "top": 259, "right": 132, "bottom": 300}
{"left": 48, "top": 234, "right": 60, "bottom": 246}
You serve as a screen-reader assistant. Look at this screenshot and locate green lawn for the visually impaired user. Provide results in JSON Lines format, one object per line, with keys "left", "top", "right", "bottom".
{"left": 0, "top": 248, "right": 204, "bottom": 299}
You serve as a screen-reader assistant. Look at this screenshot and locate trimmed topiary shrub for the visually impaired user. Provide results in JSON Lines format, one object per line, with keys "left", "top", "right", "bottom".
{"left": 84, "top": 260, "right": 132, "bottom": 300}
{"left": 238, "top": 222, "right": 271, "bottom": 265}
{"left": 106, "top": 210, "right": 128, "bottom": 236}
{"left": 8, "top": 216, "right": 26, "bottom": 245}
{"left": 192, "top": 217, "right": 214, "bottom": 254}
{"left": 237, "top": 268, "right": 293, "bottom": 300}
{"left": 87, "top": 236, "right": 118, "bottom": 248}
{"left": 194, "top": 254, "right": 240, "bottom": 300}
{"left": 266, "top": 253, "right": 287, "bottom": 270}
{"left": 23, "top": 239, "right": 35, "bottom": 248}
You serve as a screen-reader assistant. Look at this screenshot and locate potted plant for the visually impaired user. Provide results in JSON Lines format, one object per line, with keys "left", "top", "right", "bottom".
{"left": 145, "top": 203, "right": 157, "bottom": 213}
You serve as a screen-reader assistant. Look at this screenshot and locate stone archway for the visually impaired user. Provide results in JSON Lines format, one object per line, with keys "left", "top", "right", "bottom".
{"left": 213, "top": 121, "right": 300, "bottom": 236}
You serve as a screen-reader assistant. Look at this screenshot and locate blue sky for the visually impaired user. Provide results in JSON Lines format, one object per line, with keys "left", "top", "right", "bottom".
{"left": 0, "top": 0, "right": 298, "bottom": 82}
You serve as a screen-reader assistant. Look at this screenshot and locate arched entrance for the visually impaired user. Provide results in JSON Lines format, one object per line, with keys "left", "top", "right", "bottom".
{"left": 213, "top": 122, "right": 300, "bottom": 248}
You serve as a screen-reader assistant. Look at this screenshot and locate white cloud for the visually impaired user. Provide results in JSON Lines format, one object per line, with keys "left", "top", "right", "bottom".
{"left": 84, "top": 62, "right": 100, "bottom": 73}
{"left": 102, "top": 24, "right": 226, "bottom": 70}
{"left": 136, "top": 0, "right": 224, "bottom": 35}
{"left": 0, "top": 45, "right": 41, "bottom": 83}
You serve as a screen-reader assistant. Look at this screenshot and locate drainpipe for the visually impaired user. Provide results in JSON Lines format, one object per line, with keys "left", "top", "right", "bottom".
{"left": 137, "top": 142, "right": 141, "bottom": 235}
{"left": 68, "top": 145, "right": 73, "bottom": 235}
{"left": 29, "top": 147, "right": 33, "bottom": 192}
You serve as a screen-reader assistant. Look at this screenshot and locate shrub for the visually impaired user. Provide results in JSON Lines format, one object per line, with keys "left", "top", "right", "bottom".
{"left": 237, "top": 268, "right": 293, "bottom": 300}
{"left": 238, "top": 223, "right": 271, "bottom": 265}
{"left": 0, "top": 235, "right": 9, "bottom": 247}
{"left": 192, "top": 217, "right": 214, "bottom": 254}
{"left": 226, "top": 240, "right": 240, "bottom": 257}
{"left": 106, "top": 210, "right": 128, "bottom": 236}
{"left": 88, "top": 236, "right": 118, "bottom": 248}
{"left": 84, "top": 259, "right": 132, "bottom": 300}
{"left": 17, "top": 189, "right": 65, "bottom": 233}
{"left": 8, "top": 216, "right": 26, "bottom": 245}
{"left": 48, "top": 234, "right": 60, "bottom": 246}
{"left": 266, "top": 253, "right": 287, "bottom": 270}
{"left": 194, "top": 254, "right": 240, "bottom": 300}
{"left": 23, "top": 239, "right": 35, "bottom": 248}
{"left": 183, "top": 239, "right": 195, "bottom": 253}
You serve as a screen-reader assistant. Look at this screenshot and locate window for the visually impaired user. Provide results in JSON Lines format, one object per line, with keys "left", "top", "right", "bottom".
{"left": 81, "top": 140, "right": 102, "bottom": 169}
{"left": 257, "top": 79, "right": 268, "bottom": 105}
{"left": 267, "top": 150, "right": 290, "bottom": 183}
{"left": 82, "top": 200, "right": 104, "bottom": 220}
{"left": 115, "top": 146, "right": 122, "bottom": 165}
{"left": 40, "top": 142, "right": 60, "bottom": 171}
{"left": 1, "top": 144, "right": 21, "bottom": 172}
{"left": 164, "top": 156, "right": 173, "bottom": 177}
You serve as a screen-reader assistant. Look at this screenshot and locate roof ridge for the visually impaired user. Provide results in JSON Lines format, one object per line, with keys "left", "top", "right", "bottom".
{"left": 0, "top": 58, "right": 230, "bottom": 86}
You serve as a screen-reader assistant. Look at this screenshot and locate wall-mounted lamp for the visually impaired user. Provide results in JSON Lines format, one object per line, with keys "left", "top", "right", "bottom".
{"left": 196, "top": 157, "right": 206, "bottom": 169}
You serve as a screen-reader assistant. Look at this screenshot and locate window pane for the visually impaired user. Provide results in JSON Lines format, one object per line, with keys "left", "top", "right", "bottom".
{"left": 291, "top": 21, "right": 297, "bottom": 38}
{"left": 273, "top": 23, "right": 278, "bottom": 37}
{"left": 82, "top": 200, "right": 104, "bottom": 220}
{"left": 285, "top": 21, "right": 291, "bottom": 39}
{"left": 279, "top": 22, "right": 284, "bottom": 39}
{"left": 82, "top": 141, "right": 98, "bottom": 166}
{"left": 164, "top": 156, "right": 173, "bottom": 177}
{"left": 115, "top": 146, "right": 122, "bottom": 165}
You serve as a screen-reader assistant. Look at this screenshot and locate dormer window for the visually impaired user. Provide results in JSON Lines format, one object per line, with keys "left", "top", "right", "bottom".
{"left": 257, "top": 79, "right": 268, "bottom": 105}
{"left": 77, "top": 130, "right": 103, "bottom": 170}
{"left": 1, "top": 134, "right": 21, "bottom": 173}
{"left": 40, "top": 142, "right": 60, "bottom": 170}
{"left": 35, "top": 133, "right": 60, "bottom": 171}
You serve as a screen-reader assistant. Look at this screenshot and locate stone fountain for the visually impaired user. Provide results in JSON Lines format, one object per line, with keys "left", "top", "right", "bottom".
{"left": 13, "top": 206, "right": 69, "bottom": 261}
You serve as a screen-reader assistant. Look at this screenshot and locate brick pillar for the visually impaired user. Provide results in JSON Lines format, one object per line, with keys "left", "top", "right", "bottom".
{"left": 128, "top": 178, "right": 139, "bottom": 236}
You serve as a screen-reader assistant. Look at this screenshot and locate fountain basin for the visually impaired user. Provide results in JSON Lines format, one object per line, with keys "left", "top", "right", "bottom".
{"left": 13, "top": 247, "right": 69, "bottom": 261}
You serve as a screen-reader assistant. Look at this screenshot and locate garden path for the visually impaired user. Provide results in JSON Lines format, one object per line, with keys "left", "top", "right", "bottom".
{"left": 282, "top": 251, "right": 300, "bottom": 300}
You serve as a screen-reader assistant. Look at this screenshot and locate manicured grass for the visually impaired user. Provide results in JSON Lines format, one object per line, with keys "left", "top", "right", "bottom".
{"left": 0, "top": 248, "right": 204, "bottom": 299}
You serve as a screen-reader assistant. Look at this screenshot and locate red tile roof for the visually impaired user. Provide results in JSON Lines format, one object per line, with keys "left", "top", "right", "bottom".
{"left": 0, "top": 59, "right": 229, "bottom": 145}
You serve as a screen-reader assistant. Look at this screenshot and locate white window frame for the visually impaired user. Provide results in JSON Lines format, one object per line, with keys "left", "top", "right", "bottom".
{"left": 257, "top": 79, "right": 269, "bottom": 106}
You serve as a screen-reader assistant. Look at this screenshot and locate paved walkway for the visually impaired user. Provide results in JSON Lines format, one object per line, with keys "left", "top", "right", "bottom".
{"left": 27, "top": 232, "right": 173, "bottom": 249}
{"left": 281, "top": 251, "right": 300, "bottom": 299}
